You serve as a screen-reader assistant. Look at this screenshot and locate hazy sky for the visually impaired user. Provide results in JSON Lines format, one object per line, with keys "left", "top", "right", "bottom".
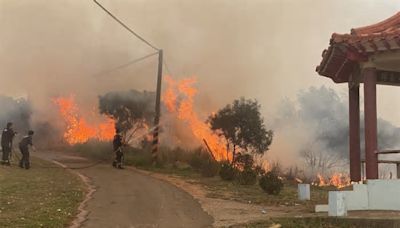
{"left": 1, "top": 0, "right": 400, "bottom": 125}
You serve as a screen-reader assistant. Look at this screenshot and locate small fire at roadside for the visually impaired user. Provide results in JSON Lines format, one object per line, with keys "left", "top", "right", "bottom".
{"left": 315, "top": 173, "right": 351, "bottom": 189}
{"left": 53, "top": 96, "right": 115, "bottom": 144}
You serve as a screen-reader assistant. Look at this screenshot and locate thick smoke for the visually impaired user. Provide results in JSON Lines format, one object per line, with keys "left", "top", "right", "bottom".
{"left": 1, "top": 1, "right": 400, "bottom": 125}
{"left": 0, "top": 95, "right": 31, "bottom": 133}
{"left": 1, "top": 1, "right": 400, "bottom": 156}
{"left": 268, "top": 86, "right": 400, "bottom": 174}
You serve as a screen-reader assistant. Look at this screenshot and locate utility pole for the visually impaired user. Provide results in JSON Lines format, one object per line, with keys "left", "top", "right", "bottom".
{"left": 93, "top": 0, "right": 163, "bottom": 165}
{"left": 152, "top": 49, "right": 163, "bottom": 164}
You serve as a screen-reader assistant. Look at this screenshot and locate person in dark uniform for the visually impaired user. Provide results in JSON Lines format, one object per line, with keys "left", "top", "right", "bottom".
{"left": 19, "top": 130, "right": 34, "bottom": 169}
{"left": 112, "top": 128, "right": 124, "bottom": 169}
{"left": 1, "top": 122, "right": 16, "bottom": 165}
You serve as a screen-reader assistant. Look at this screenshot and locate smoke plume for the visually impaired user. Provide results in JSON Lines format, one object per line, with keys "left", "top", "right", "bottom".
{"left": 0, "top": 95, "right": 31, "bottom": 133}
{"left": 268, "top": 86, "right": 400, "bottom": 174}
{"left": 1, "top": 1, "right": 400, "bottom": 162}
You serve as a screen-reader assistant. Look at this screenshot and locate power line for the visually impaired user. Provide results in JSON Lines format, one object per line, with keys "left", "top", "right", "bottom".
{"left": 163, "top": 58, "right": 174, "bottom": 76}
{"left": 93, "top": 0, "right": 159, "bottom": 51}
{"left": 93, "top": 51, "right": 159, "bottom": 77}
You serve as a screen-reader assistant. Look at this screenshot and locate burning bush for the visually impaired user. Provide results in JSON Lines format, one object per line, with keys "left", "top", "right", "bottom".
{"left": 162, "top": 76, "right": 230, "bottom": 161}
{"left": 259, "top": 171, "right": 283, "bottom": 195}
{"left": 235, "top": 153, "right": 254, "bottom": 170}
{"left": 234, "top": 153, "right": 257, "bottom": 185}
{"left": 53, "top": 96, "right": 115, "bottom": 144}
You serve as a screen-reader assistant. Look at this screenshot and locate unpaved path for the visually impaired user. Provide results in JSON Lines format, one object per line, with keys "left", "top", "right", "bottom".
{"left": 33, "top": 151, "right": 213, "bottom": 228}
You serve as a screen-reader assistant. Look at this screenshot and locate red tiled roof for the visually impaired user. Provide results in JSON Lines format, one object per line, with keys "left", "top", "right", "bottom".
{"left": 317, "top": 12, "right": 400, "bottom": 83}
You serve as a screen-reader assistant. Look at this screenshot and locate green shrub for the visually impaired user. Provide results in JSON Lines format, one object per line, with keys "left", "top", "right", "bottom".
{"left": 237, "top": 168, "right": 257, "bottom": 185}
{"left": 188, "top": 149, "right": 210, "bottom": 170}
{"left": 219, "top": 162, "right": 237, "bottom": 181}
{"left": 201, "top": 160, "right": 220, "bottom": 177}
{"left": 259, "top": 171, "right": 283, "bottom": 195}
{"left": 125, "top": 147, "right": 152, "bottom": 167}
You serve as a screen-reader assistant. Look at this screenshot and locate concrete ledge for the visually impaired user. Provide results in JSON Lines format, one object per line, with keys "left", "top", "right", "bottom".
{"left": 315, "top": 204, "right": 328, "bottom": 212}
{"left": 367, "top": 179, "right": 400, "bottom": 210}
{"left": 344, "top": 183, "right": 368, "bottom": 210}
{"left": 321, "top": 180, "right": 400, "bottom": 213}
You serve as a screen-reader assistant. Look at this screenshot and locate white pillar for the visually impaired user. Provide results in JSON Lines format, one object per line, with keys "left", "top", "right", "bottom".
{"left": 298, "top": 184, "right": 310, "bottom": 201}
{"left": 328, "top": 191, "right": 347, "bottom": 216}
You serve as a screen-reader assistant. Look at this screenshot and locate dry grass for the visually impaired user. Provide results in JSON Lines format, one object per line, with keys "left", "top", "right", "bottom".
{"left": 154, "top": 169, "right": 331, "bottom": 212}
{"left": 0, "top": 157, "right": 84, "bottom": 227}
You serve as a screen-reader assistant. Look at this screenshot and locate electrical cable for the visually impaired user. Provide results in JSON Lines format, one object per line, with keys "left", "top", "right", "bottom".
{"left": 93, "top": 51, "right": 159, "bottom": 77}
{"left": 93, "top": 0, "right": 159, "bottom": 51}
{"left": 163, "top": 58, "right": 174, "bottom": 76}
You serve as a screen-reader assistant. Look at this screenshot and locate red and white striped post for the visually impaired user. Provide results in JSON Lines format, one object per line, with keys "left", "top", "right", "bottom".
{"left": 152, "top": 49, "right": 163, "bottom": 165}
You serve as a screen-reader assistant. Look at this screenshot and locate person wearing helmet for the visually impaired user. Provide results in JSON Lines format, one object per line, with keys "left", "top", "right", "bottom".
{"left": 112, "top": 127, "right": 124, "bottom": 169}
{"left": 19, "top": 130, "right": 34, "bottom": 169}
{"left": 1, "top": 122, "right": 16, "bottom": 166}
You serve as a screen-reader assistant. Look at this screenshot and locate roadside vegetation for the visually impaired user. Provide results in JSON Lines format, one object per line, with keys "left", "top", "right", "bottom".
{"left": 63, "top": 96, "right": 352, "bottom": 226}
{"left": 68, "top": 142, "right": 330, "bottom": 210}
{"left": 0, "top": 157, "right": 84, "bottom": 227}
{"left": 67, "top": 97, "right": 331, "bottom": 213}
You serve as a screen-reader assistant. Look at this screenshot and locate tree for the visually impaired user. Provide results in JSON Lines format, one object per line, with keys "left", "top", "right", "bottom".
{"left": 98, "top": 90, "right": 155, "bottom": 144}
{"left": 299, "top": 141, "right": 346, "bottom": 176}
{"left": 208, "top": 97, "right": 273, "bottom": 164}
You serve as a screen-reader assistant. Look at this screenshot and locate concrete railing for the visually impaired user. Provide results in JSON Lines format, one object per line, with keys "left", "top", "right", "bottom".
{"left": 360, "top": 149, "right": 400, "bottom": 179}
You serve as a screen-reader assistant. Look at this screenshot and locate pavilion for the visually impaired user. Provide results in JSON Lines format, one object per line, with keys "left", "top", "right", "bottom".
{"left": 316, "top": 12, "right": 400, "bottom": 181}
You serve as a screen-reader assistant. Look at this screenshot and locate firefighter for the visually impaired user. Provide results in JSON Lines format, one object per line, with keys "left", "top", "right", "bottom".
{"left": 112, "top": 128, "right": 124, "bottom": 169}
{"left": 19, "top": 130, "right": 34, "bottom": 169}
{"left": 1, "top": 122, "right": 16, "bottom": 166}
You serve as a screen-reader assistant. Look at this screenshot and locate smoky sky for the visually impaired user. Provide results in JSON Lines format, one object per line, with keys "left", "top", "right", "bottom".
{"left": 1, "top": 1, "right": 400, "bottom": 143}
{"left": 268, "top": 86, "right": 400, "bottom": 168}
{"left": 0, "top": 95, "right": 31, "bottom": 132}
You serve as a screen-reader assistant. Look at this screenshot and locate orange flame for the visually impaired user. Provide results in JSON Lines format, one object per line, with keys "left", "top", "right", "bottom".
{"left": 163, "top": 76, "right": 231, "bottom": 161}
{"left": 262, "top": 160, "right": 271, "bottom": 173}
{"left": 53, "top": 96, "right": 115, "bottom": 144}
{"left": 317, "top": 173, "right": 350, "bottom": 189}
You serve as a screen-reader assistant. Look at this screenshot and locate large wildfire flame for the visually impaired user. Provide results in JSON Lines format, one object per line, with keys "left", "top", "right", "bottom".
{"left": 163, "top": 76, "right": 231, "bottom": 161}
{"left": 53, "top": 96, "right": 115, "bottom": 144}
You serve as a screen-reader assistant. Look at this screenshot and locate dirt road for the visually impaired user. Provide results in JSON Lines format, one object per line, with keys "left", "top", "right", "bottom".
{"left": 34, "top": 151, "right": 213, "bottom": 228}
